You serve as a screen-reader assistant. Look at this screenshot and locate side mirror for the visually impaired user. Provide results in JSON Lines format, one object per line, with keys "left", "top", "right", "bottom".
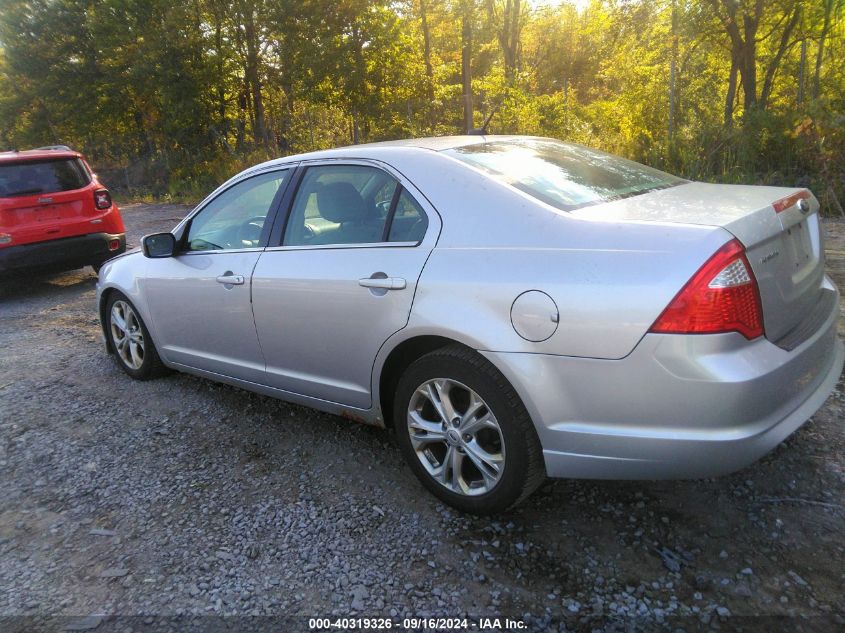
{"left": 142, "top": 232, "right": 176, "bottom": 258}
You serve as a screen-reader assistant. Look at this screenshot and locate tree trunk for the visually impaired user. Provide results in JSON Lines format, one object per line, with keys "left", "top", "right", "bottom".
{"left": 740, "top": 13, "right": 758, "bottom": 112}
{"left": 797, "top": 38, "right": 806, "bottom": 106}
{"left": 235, "top": 86, "right": 247, "bottom": 151}
{"left": 490, "top": 0, "right": 521, "bottom": 83}
{"left": 509, "top": 0, "right": 521, "bottom": 80}
{"left": 708, "top": 0, "right": 763, "bottom": 116}
{"left": 461, "top": 3, "right": 473, "bottom": 133}
{"left": 243, "top": 8, "right": 268, "bottom": 149}
{"left": 813, "top": 0, "right": 834, "bottom": 100}
{"left": 420, "top": 0, "right": 435, "bottom": 132}
{"left": 214, "top": 13, "right": 226, "bottom": 132}
{"left": 351, "top": 23, "right": 367, "bottom": 143}
{"left": 280, "top": 78, "right": 294, "bottom": 152}
{"left": 724, "top": 55, "right": 738, "bottom": 127}
{"left": 760, "top": 5, "right": 801, "bottom": 111}
{"left": 668, "top": 0, "right": 677, "bottom": 141}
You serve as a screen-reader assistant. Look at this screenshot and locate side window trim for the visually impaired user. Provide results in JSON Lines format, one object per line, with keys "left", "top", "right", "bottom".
{"left": 267, "top": 160, "right": 431, "bottom": 249}
{"left": 177, "top": 166, "right": 293, "bottom": 254}
{"left": 381, "top": 184, "right": 404, "bottom": 242}
{"left": 268, "top": 164, "right": 306, "bottom": 248}
{"left": 280, "top": 163, "right": 395, "bottom": 248}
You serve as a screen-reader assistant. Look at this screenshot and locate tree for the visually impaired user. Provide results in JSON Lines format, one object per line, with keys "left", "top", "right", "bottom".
{"left": 706, "top": 0, "right": 803, "bottom": 116}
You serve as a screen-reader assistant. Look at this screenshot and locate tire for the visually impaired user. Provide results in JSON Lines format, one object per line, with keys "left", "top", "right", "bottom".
{"left": 105, "top": 292, "right": 168, "bottom": 380}
{"left": 393, "top": 345, "right": 545, "bottom": 514}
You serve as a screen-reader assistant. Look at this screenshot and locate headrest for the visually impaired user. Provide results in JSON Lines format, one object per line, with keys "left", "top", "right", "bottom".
{"left": 316, "top": 182, "right": 369, "bottom": 223}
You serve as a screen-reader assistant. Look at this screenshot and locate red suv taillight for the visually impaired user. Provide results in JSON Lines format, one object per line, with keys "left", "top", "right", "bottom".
{"left": 94, "top": 188, "right": 112, "bottom": 210}
{"left": 649, "top": 239, "right": 764, "bottom": 340}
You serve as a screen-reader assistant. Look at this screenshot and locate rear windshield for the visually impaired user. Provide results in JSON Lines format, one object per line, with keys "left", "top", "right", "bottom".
{"left": 0, "top": 158, "right": 91, "bottom": 197}
{"left": 444, "top": 139, "right": 684, "bottom": 211}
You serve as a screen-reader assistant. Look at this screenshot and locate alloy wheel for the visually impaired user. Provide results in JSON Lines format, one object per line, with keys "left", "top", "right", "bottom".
{"left": 406, "top": 378, "right": 505, "bottom": 496}
{"left": 110, "top": 300, "right": 145, "bottom": 370}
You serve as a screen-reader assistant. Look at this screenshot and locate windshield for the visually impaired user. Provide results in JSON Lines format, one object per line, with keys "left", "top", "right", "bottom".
{"left": 444, "top": 139, "right": 684, "bottom": 211}
{"left": 0, "top": 158, "right": 91, "bottom": 197}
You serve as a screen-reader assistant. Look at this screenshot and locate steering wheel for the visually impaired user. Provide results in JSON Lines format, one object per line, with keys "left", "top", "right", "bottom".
{"left": 237, "top": 216, "right": 266, "bottom": 247}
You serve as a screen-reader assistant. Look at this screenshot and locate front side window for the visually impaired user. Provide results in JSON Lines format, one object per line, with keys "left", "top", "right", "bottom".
{"left": 186, "top": 170, "right": 288, "bottom": 252}
{"left": 0, "top": 158, "right": 91, "bottom": 197}
{"left": 284, "top": 165, "right": 399, "bottom": 246}
{"left": 444, "top": 139, "right": 684, "bottom": 211}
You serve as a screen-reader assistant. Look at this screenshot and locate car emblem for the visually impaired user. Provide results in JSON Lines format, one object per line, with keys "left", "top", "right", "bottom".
{"left": 798, "top": 198, "right": 810, "bottom": 214}
{"left": 760, "top": 250, "right": 779, "bottom": 265}
{"left": 37, "top": 197, "right": 53, "bottom": 204}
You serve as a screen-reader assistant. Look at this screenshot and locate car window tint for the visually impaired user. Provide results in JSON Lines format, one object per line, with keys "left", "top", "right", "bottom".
{"left": 186, "top": 170, "right": 288, "bottom": 252}
{"left": 283, "top": 165, "right": 398, "bottom": 246}
{"left": 444, "top": 139, "right": 684, "bottom": 211}
{"left": 0, "top": 158, "right": 90, "bottom": 197}
{"left": 388, "top": 189, "right": 427, "bottom": 242}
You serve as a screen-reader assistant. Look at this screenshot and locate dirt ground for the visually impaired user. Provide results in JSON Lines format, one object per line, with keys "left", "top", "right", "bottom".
{"left": 0, "top": 203, "right": 843, "bottom": 632}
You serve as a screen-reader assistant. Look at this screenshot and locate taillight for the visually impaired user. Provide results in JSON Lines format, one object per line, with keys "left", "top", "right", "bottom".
{"left": 772, "top": 190, "right": 809, "bottom": 213}
{"left": 649, "top": 239, "right": 764, "bottom": 340}
{"left": 94, "top": 188, "right": 112, "bottom": 210}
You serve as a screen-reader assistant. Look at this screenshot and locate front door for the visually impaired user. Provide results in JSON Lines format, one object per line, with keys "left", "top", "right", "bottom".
{"left": 143, "top": 168, "right": 291, "bottom": 383}
{"left": 251, "top": 162, "right": 439, "bottom": 408}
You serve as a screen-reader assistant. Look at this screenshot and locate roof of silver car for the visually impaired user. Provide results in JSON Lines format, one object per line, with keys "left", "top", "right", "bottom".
{"left": 247, "top": 135, "right": 542, "bottom": 173}
{"left": 343, "top": 135, "right": 496, "bottom": 151}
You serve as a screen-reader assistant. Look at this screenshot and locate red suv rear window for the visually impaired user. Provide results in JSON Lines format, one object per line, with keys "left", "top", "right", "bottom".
{"left": 0, "top": 158, "right": 91, "bottom": 197}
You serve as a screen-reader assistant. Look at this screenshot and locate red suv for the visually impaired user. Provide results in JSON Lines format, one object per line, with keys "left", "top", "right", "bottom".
{"left": 0, "top": 146, "right": 126, "bottom": 275}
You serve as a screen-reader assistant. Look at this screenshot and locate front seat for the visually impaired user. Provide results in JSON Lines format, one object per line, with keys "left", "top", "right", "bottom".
{"left": 316, "top": 182, "right": 383, "bottom": 244}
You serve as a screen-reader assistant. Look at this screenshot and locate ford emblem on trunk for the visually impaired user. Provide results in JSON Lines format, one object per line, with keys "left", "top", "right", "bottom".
{"left": 798, "top": 198, "right": 810, "bottom": 214}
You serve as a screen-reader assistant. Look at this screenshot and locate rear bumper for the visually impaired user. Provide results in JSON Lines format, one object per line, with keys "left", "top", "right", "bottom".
{"left": 483, "top": 276, "right": 844, "bottom": 479}
{"left": 0, "top": 232, "right": 126, "bottom": 275}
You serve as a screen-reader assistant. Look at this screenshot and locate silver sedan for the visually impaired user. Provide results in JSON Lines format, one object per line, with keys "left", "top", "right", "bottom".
{"left": 97, "top": 136, "right": 844, "bottom": 514}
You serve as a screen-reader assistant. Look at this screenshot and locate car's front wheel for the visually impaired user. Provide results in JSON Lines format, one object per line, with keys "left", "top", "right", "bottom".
{"left": 106, "top": 292, "right": 167, "bottom": 380}
{"left": 393, "top": 345, "right": 545, "bottom": 514}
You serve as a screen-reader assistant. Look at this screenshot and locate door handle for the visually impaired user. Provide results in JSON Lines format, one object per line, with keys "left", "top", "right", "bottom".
{"left": 358, "top": 276, "right": 406, "bottom": 290}
{"left": 216, "top": 273, "right": 245, "bottom": 285}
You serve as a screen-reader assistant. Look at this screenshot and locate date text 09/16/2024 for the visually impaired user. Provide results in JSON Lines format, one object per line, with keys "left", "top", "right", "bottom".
{"left": 308, "top": 617, "right": 527, "bottom": 630}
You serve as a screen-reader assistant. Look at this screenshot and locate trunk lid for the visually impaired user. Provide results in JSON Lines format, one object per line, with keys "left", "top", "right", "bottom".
{"left": 574, "top": 181, "right": 826, "bottom": 343}
{"left": 1, "top": 187, "right": 97, "bottom": 246}
{"left": 0, "top": 156, "right": 98, "bottom": 247}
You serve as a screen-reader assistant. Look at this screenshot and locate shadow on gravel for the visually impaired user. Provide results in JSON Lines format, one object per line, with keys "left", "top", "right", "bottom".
{"left": 0, "top": 269, "right": 97, "bottom": 302}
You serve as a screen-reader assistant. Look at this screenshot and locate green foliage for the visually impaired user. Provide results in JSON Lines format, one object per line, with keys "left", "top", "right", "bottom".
{"left": 0, "top": 0, "right": 842, "bottom": 210}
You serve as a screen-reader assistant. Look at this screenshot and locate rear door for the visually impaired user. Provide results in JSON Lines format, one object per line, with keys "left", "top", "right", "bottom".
{"left": 142, "top": 168, "right": 292, "bottom": 382}
{"left": 251, "top": 161, "right": 440, "bottom": 408}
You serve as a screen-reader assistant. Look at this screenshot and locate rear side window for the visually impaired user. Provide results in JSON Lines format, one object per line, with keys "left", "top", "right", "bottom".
{"left": 388, "top": 190, "right": 427, "bottom": 242}
{"left": 444, "top": 139, "right": 684, "bottom": 211}
{"left": 0, "top": 158, "right": 91, "bottom": 197}
{"left": 283, "top": 165, "right": 399, "bottom": 246}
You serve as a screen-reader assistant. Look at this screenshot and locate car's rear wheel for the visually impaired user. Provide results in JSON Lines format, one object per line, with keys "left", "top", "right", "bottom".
{"left": 106, "top": 292, "right": 167, "bottom": 380}
{"left": 393, "top": 345, "right": 545, "bottom": 514}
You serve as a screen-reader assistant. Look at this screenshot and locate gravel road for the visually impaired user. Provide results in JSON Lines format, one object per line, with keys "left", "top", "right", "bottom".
{"left": 1, "top": 203, "right": 844, "bottom": 632}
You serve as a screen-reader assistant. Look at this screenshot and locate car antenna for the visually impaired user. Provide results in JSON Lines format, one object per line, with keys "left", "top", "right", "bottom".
{"left": 467, "top": 102, "right": 500, "bottom": 136}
